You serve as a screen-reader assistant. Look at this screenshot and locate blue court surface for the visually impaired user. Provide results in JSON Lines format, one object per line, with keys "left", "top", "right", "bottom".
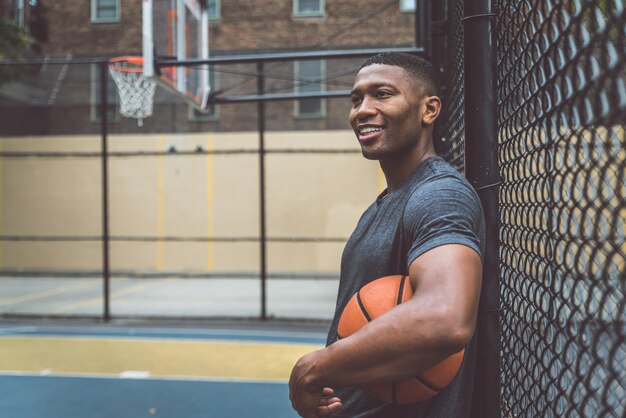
{"left": 0, "top": 320, "right": 329, "bottom": 418}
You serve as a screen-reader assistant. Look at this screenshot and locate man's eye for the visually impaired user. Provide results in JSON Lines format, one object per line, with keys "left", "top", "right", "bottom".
{"left": 351, "top": 96, "right": 362, "bottom": 106}
{"left": 377, "top": 90, "right": 392, "bottom": 97}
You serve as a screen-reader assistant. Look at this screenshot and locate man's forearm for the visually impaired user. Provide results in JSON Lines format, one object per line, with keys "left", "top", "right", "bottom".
{"left": 303, "top": 296, "right": 471, "bottom": 391}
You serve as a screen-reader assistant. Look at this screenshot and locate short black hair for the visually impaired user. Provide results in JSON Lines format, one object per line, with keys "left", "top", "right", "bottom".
{"left": 359, "top": 52, "right": 439, "bottom": 96}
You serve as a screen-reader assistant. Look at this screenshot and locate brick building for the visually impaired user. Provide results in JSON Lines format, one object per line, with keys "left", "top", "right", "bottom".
{"left": 1, "top": 0, "right": 419, "bottom": 134}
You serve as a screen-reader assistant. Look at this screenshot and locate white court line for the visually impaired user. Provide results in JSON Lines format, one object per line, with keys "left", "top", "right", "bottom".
{"left": 119, "top": 370, "right": 150, "bottom": 379}
{"left": 0, "top": 325, "right": 327, "bottom": 340}
{"left": 0, "top": 370, "right": 288, "bottom": 384}
{"left": 0, "top": 335, "right": 324, "bottom": 350}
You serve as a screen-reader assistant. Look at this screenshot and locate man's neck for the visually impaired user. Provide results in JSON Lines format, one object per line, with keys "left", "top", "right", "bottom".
{"left": 380, "top": 145, "right": 436, "bottom": 192}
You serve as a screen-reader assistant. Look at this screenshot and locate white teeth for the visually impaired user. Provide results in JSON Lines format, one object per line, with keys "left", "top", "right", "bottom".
{"left": 359, "top": 127, "right": 383, "bottom": 135}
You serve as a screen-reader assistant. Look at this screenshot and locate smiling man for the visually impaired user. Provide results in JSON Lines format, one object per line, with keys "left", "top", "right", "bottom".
{"left": 289, "top": 52, "right": 486, "bottom": 418}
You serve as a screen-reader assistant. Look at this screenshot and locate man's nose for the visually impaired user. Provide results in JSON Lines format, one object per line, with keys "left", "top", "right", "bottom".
{"left": 354, "top": 97, "right": 377, "bottom": 121}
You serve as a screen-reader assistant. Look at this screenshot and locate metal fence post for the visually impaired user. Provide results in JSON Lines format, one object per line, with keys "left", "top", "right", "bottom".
{"left": 462, "top": 0, "right": 500, "bottom": 416}
{"left": 100, "top": 61, "right": 111, "bottom": 322}
{"left": 416, "top": 0, "right": 432, "bottom": 54}
{"left": 430, "top": 0, "right": 448, "bottom": 153}
{"left": 257, "top": 61, "right": 267, "bottom": 320}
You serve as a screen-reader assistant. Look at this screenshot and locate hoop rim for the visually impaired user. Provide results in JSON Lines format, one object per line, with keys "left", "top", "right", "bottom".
{"left": 109, "top": 56, "right": 145, "bottom": 73}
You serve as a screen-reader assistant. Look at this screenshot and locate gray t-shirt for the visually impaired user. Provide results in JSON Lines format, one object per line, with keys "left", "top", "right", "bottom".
{"left": 326, "top": 156, "right": 486, "bottom": 418}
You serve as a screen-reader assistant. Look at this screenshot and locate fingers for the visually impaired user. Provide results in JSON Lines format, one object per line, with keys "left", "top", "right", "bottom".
{"left": 317, "top": 389, "right": 342, "bottom": 417}
{"left": 318, "top": 397, "right": 341, "bottom": 407}
{"left": 317, "top": 400, "right": 343, "bottom": 417}
{"left": 290, "top": 370, "right": 341, "bottom": 417}
{"left": 318, "top": 396, "right": 341, "bottom": 406}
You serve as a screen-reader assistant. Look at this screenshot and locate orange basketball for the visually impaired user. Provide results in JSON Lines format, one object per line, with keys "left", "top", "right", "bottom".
{"left": 337, "top": 275, "right": 465, "bottom": 404}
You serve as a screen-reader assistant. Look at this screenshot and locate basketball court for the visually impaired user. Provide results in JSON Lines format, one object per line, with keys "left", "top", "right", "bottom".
{"left": 0, "top": 320, "right": 327, "bottom": 418}
{"left": 1, "top": 4, "right": 343, "bottom": 417}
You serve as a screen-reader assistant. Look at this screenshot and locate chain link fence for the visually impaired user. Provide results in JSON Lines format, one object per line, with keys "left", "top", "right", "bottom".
{"left": 437, "top": 0, "right": 625, "bottom": 416}
{"left": 436, "top": 0, "right": 466, "bottom": 171}
{"left": 494, "top": 1, "right": 625, "bottom": 416}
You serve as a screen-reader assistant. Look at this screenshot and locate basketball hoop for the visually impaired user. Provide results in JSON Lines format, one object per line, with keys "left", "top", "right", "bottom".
{"left": 108, "top": 56, "right": 156, "bottom": 127}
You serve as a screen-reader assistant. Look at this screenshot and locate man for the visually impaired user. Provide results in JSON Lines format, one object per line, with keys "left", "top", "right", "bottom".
{"left": 289, "top": 52, "right": 485, "bottom": 418}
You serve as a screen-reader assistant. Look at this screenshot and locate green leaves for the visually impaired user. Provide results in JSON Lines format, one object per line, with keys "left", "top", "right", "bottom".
{"left": 0, "top": 18, "right": 32, "bottom": 61}
{"left": 0, "top": 18, "right": 33, "bottom": 84}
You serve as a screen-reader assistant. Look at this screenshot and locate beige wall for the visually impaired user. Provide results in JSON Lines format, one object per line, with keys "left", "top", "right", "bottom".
{"left": 0, "top": 130, "right": 383, "bottom": 276}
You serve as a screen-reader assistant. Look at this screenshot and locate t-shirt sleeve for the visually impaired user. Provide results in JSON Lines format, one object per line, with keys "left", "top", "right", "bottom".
{"left": 404, "top": 174, "right": 485, "bottom": 269}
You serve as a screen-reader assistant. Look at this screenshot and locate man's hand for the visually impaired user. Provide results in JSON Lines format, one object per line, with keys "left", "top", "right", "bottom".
{"left": 316, "top": 388, "right": 343, "bottom": 417}
{"left": 289, "top": 350, "right": 343, "bottom": 417}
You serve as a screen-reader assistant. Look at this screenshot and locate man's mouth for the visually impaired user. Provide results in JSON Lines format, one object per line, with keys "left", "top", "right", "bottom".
{"left": 357, "top": 126, "right": 384, "bottom": 141}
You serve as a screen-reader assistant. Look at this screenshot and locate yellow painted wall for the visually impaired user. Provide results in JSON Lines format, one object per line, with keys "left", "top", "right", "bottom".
{"left": 0, "top": 130, "right": 380, "bottom": 275}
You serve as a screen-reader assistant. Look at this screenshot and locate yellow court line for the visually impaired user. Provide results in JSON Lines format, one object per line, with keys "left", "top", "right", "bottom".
{"left": 53, "top": 277, "right": 179, "bottom": 313}
{"left": 0, "top": 280, "right": 100, "bottom": 307}
{"left": 0, "top": 336, "right": 322, "bottom": 381}
{"left": 206, "top": 134, "right": 214, "bottom": 271}
{"left": 156, "top": 136, "right": 165, "bottom": 271}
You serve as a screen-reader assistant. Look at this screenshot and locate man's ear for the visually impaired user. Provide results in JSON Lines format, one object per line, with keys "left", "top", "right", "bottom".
{"left": 422, "top": 96, "right": 441, "bottom": 126}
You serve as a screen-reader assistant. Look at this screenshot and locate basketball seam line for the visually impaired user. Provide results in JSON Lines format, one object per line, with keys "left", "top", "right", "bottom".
{"left": 356, "top": 291, "right": 372, "bottom": 322}
{"left": 393, "top": 276, "right": 405, "bottom": 404}
{"left": 414, "top": 374, "right": 442, "bottom": 392}
{"left": 397, "top": 275, "right": 407, "bottom": 305}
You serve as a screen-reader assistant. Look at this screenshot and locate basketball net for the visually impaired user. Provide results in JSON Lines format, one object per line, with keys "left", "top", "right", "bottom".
{"left": 108, "top": 56, "right": 156, "bottom": 127}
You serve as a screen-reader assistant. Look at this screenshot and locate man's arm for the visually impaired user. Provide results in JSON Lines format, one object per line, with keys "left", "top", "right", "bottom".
{"left": 289, "top": 244, "right": 482, "bottom": 417}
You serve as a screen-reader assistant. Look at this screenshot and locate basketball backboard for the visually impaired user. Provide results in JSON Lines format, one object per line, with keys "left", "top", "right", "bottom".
{"left": 143, "top": 0, "right": 210, "bottom": 110}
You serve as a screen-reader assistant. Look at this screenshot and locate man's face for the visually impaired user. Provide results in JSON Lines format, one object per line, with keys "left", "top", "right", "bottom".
{"left": 349, "top": 64, "right": 425, "bottom": 161}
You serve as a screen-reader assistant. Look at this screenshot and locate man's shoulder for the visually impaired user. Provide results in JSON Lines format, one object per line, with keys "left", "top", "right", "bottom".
{"left": 422, "top": 156, "right": 467, "bottom": 181}
{"left": 407, "top": 157, "right": 477, "bottom": 200}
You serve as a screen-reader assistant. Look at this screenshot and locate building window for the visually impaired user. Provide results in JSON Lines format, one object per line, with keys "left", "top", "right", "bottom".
{"left": 294, "top": 0, "right": 324, "bottom": 17}
{"left": 400, "top": 0, "right": 416, "bottom": 13}
{"left": 189, "top": 66, "right": 219, "bottom": 121}
{"left": 91, "top": 0, "right": 120, "bottom": 23}
{"left": 91, "top": 64, "right": 119, "bottom": 122}
{"left": 207, "top": 0, "right": 220, "bottom": 20}
{"left": 294, "top": 60, "right": 325, "bottom": 118}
